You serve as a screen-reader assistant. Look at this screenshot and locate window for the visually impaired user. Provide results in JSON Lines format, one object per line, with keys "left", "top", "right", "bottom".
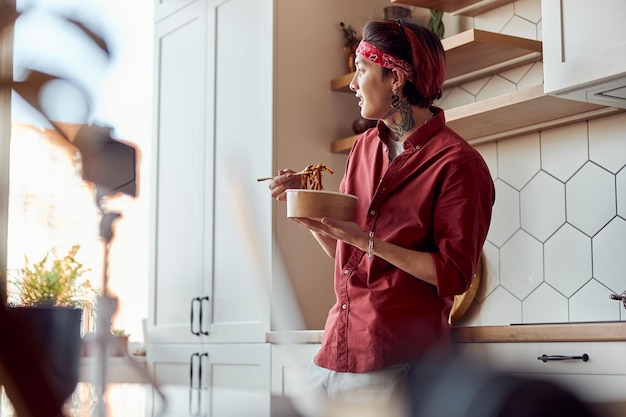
{"left": 4, "top": 0, "right": 153, "bottom": 344}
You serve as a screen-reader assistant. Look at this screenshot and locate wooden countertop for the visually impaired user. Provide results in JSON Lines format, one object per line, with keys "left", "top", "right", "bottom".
{"left": 266, "top": 322, "right": 626, "bottom": 345}
{"left": 452, "top": 322, "right": 626, "bottom": 343}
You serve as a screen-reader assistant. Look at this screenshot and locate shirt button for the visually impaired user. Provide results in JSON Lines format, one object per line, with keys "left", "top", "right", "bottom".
{"left": 370, "top": 210, "right": 376, "bottom": 216}
{"left": 341, "top": 304, "right": 347, "bottom": 310}
{"left": 415, "top": 145, "right": 421, "bottom": 150}
{"left": 343, "top": 269, "right": 349, "bottom": 275}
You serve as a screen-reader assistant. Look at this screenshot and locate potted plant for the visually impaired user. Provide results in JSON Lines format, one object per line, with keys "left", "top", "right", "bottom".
{"left": 339, "top": 21, "right": 360, "bottom": 72}
{"left": 7, "top": 244, "right": 96, "bottom": 402}
{"left": 111, "top": 328, "right": 130, "bottom": 357}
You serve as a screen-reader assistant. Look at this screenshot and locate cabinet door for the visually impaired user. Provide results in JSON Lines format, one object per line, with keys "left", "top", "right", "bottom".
{"left": 149, "top": 0, "right": 213, "bottom": 345}
{"left": 202, "top": 343, "right": 271, "bottom": 416}
{"left": 155, "top": 0, "right": 198, "bottom": 23}
{"left": 270, "top": 344, "right": 320, "bottom": 397}
{"left": 147, "top": 343, "right": 271, "bottom": 416}
{"left": 457, "top": 341, "right": 626, "bottom": 403}
{"left": 542, "top": 0, "right": 626, "bottom": 95}
{"left": 202, "top": 0, "right": 273, "bottom": 343}
{"left": 150, "top": 0, "right": 274, "bottom": 346}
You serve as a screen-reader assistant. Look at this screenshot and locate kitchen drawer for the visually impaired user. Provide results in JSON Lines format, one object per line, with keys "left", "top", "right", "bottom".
{"left": 456, "top": 341, "right": 626, "bottom": 403}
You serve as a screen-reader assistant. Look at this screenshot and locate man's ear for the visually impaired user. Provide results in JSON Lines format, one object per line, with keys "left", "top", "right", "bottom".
{"left": 391, "top": 68, "right": 406, "bottom": 91}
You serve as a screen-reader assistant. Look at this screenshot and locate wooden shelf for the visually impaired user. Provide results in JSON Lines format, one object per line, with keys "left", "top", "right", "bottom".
{"left": 330, "top": 84, "right": 625, "bottom": 153}
{"left": 390, "top": 0, "right": 515, "bottom": 17}
{"left": 441, "top": 29, "right": 541, "bottom": 86}
{"left": 331, "top": 29, "right": 542, "bottom": 92}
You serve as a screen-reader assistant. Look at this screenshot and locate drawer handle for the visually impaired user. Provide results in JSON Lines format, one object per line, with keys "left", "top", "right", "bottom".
{"left": 538, "top": 354, "right": 589, "bottom": 363}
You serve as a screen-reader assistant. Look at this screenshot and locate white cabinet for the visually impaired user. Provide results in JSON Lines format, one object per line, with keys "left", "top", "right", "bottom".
{"left": 148, "top": 0, "right": 273, "bottom": 384}
{"left": 149, "top": 0, "right": 273, "bottom": 348}
{"left": 456, "top": 341, "right": 626, "bottom": 404}
{"left": 148, "top": 343, "right": 271, "bottom": 416}
{"left": 542, "top": 0, "right": 626, "bottom": 108}
{"left": 270, "top": 344, "right": 321, "bottom": 397}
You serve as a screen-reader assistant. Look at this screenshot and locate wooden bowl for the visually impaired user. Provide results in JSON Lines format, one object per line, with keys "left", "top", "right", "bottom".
{"left": 286, "top": 190, "right": 358, "bottom": 220}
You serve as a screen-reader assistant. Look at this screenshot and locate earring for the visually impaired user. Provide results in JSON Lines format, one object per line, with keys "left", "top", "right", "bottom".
{"left": 391, "top": 90, "right": 400, "bottom": 109}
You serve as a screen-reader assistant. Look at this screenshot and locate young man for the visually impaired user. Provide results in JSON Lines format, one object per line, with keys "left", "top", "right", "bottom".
{"left": 269, "top": 19, "right": 495, "bottom": 402}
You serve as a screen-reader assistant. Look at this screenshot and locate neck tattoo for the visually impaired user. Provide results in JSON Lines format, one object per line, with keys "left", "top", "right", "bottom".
{"left": 384, "top": 100, "right": 414, "bottom": 141}
{"left": 384, "top": 101, "right": 434, "bottom": 142}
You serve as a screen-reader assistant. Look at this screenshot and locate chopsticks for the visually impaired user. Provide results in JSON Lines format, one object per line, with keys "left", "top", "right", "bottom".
{"left": 256, "top": 169, "right": 311, "bottom": 182}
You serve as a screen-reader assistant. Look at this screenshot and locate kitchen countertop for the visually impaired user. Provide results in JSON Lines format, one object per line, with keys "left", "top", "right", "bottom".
{"left": 266, "top": 322, "right": 626, "bottom": 345}
{"left": 452, "top": 321, "right": 626, "bottom": 343}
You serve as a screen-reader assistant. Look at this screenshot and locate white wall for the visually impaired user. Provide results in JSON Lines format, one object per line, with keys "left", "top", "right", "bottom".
{"left": 273, "top": 0, "right": 392, "bottom": 329}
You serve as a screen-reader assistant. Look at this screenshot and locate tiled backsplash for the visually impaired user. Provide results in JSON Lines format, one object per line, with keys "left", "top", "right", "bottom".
{"left": 438, "top": 0, "right": 626, "bottom": 326}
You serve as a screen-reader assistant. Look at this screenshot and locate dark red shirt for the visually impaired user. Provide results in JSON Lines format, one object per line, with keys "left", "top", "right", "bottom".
{"left": 314, "top": 107, "right": 495, "bottom": 373}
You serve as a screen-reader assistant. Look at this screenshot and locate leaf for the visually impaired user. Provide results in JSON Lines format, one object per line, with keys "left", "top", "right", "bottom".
{"left": 67, "top": 18, "right": 110, "bottom": 57}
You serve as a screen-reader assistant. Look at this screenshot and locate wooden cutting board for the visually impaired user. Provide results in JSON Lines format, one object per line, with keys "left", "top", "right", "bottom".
{"left": 449, "top": 252, "right": 483, "bottom": 325}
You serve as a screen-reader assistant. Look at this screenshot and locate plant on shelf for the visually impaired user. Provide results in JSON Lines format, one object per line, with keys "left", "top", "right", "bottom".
{"left": 8, "top": 244, "right": 96, "bottom": 309}
{"left": 111, "top": 328, "right": 130, "bottom": 357}
{"left": 339, "top": 21, "right": 360, "bottom": 72}
{"left": 427, "top": 10, "right": 445, "bottom": 39}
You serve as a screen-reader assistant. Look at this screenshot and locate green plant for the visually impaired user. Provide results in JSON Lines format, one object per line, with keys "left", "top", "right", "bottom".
{"left": 428, "top": 10, "right": 445, "bottom": 39}
{"left": 111, "top": 328, "right": 129, "bottom": 338}
{"left": 9, "top": 245, "right": 96, "bottom": 308}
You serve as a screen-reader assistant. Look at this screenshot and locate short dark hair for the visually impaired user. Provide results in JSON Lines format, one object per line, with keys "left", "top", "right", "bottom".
{"left": 362, "top": 19, "right": 446, "bottom": 108}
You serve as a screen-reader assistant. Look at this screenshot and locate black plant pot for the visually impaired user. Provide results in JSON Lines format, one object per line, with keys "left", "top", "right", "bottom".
{"left": 7, "top": 306, "right": 83, "bottom": 402}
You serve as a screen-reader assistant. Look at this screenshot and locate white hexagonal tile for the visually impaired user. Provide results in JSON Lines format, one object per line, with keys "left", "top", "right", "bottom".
{"left": 544, "top": 224, "right": 592, "bottom": 297}
{"left": 458, "top": 77, "right": 489, "bottom": 96}
{"left": 487, "top": 179, "right": 520, "bottom": 247}
{"left": 566, "top": 162, "right": 616, "bottom": 236}
{"left": 589, "top": 113, "right": 626, "bottom": 174}
{"left": 517, "top": 61, "right": 543, "bottom": 89}
{"left": 500, "top": 230, "right": 543, "bottom": 299}
{"left": 537, "top": 17, "right": 542, "bottom": 41}
{"left": 478, "top": 286, "right": 522, "bottom": 326}
{"left": 501, "top": 14, "right": 538, "bottom": 40}
{"left": 570, "top": 280, "right": 621, "bottom": 322}
{"left": 477, "top": 241, "right": 500, "bottom": 302}
{"left": 476, "top": 75, "right": 516, "bottom": 101}
{"left": 520, "top": 171, "right": 565, "bottom": 242}
{"left": 514, "top": 0, "right": 542, "bottom": 24}
{"left": 474, "top": 4, "right": 515, "bottom": 34}
{"left": 522, "top": 283, "right": 568, "bottom": 323}
{"left": 437, "top": 86, "right": 475, "bottom": 109}
{"left": 497, "top": 133, "right": 541, "bottom": 190}
{"left": 500, "top": 63, "right": 534, "bottom": 84}
{"left": 618, "top": 168, "right": 626, "bottom": 219}
{"left": 592, "top": 217, "right": 626, "bottom": 294}
{"left": 475, "top": 142, "right": 497, "bottom": 180}
{"left": 541, "top": 122, "right": 588, "bottom": 182}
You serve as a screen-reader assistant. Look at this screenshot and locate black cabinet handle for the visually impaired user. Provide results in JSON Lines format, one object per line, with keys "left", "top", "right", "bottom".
{"left": 190, "top": 297, "right": 201, "bottom": 336}
{"left": 199, "top": 296, "right": 210, "bottom": 336}
{"left": 538, "top": 354, "right": 589, "bottom": 362}
{"left": 190, "top": 352, "right": 200, "bottom": 388}
{"left": 189, "top": 352, "right": 209, "bottom": 389}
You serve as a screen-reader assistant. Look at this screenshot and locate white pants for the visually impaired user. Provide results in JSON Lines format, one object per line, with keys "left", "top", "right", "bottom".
{"left": 290, "top": 362, "right": 411, "bottom": 416}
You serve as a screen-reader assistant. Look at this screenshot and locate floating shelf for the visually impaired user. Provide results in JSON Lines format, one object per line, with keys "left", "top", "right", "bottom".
{"left": 330, "top": 85, "right": 625, "bottom": 153}
{"left": 331, "top": 29, "right": 542, "bottom": 92}
{"left": 390, "top": 0, "right": 515, "bottom": 17}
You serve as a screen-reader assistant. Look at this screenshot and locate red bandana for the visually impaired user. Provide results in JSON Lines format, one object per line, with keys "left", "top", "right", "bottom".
{"left": 356, "top": 39, "right": 415, "bottom": 83}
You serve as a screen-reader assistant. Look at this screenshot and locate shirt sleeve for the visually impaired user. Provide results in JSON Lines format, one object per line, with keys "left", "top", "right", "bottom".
{"left": 431, "top": 154, "right": 494, "bottom": 299}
